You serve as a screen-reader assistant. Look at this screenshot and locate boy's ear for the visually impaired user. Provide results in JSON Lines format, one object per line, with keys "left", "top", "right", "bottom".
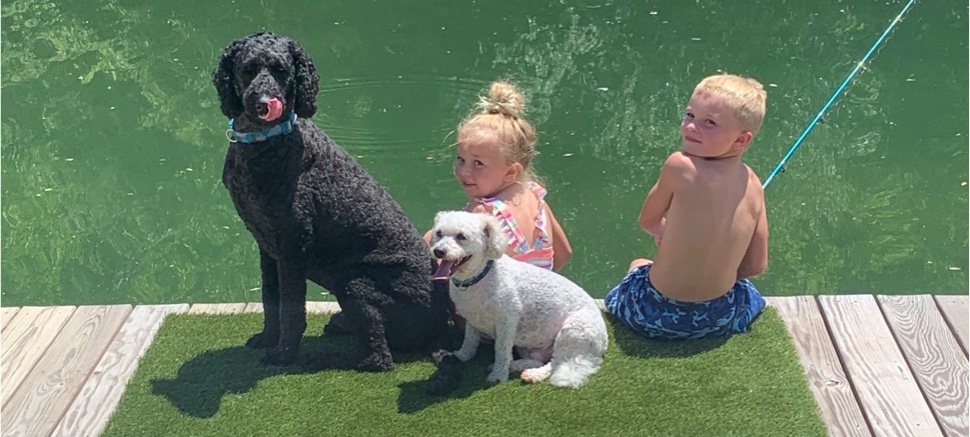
{"left": 735, "top": 131, "right": 754, "bottom": 148}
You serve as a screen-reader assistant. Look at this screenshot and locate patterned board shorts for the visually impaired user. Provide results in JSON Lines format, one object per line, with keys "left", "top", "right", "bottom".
{"left": 605, "top": 264, "right": 766, "bottom": 340}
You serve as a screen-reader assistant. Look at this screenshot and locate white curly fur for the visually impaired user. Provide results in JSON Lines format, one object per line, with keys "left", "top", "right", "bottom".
{"left": 430, "top": 211, "right": 608, "bottom": 388}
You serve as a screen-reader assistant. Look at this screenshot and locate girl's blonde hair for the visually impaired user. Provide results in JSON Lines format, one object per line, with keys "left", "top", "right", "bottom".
{"left": 694, "top": 74, "right": 767, "bottom": 135}
{"left": 457, "top": 81, "right": 540, "bottom": 184}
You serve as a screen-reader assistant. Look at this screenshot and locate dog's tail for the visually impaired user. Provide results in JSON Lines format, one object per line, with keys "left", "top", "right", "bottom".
{"left": 550, "top": 354, "right": 603, "bottom": 388}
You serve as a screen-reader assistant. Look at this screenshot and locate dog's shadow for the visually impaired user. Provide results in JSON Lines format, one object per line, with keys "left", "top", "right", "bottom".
{"left": 150, "top": 333, "right": 435, "bottom": 418}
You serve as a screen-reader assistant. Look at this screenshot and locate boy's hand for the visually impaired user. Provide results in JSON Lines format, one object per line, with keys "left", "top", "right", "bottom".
{"left": 653, "top": 234, "right": 662, "bottom": 247}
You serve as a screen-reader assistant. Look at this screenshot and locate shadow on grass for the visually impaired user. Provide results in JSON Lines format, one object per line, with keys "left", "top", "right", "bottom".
{"left": 605, "top": 313, "right": 728, "bottom": 358}
{"left": 395, "top": 346, "right": 498, "bottom": 414}
{"left": 150, "top": 333, "right": 445, "bottom": 418}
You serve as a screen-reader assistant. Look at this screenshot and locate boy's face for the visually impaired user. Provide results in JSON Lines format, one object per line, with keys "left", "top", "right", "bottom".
{"left": 680, "top": 92, "right": 752, "bottom": 159}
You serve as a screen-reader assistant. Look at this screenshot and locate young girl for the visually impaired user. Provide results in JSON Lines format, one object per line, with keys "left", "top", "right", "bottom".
{"left": 429, "top": 80, "right": 572, "bottom": 271}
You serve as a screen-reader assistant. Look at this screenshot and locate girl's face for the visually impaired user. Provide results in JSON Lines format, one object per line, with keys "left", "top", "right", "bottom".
{"left": 454, "top": 134, "right": 516, "bottom": 199}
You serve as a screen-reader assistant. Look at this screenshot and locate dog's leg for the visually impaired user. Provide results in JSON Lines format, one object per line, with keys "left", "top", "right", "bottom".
{"left": 322, "top": 310, "right": 353, "bottom": 336}
{"left": 260, "top": 255, "right": 308, "bottom": 366}
{"left": 307, "top": 277, "right": 394, "bottom": 372}
{"left": 454, "top": 323, "right": 481, "bottom": 362}
{"left": 487, "top": 314, "right": 519, "bottom": 384}
{"left": 246, "top": 250, "right": 281, "bottom": 349}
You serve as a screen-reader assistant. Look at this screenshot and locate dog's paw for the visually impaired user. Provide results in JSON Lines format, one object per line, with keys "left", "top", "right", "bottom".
{"left": 426, "top": 353, "right": 463, "bottom": 396}
{"left": 454, "top": 349, "right": 475, "bottom": 362}
{"left": 260, "top": 347, "right": 297, "bottom": 366}
{"left": 245, "top": 331, "right": 279, "bottom": 349}
{"left": 356, "top": 351, "right": 395, "bottom": 372}
{"left": 431, "top": 349, "right": 454, "bottom": 365}
{"left": 520, "top": 369, "right": 543, "bottom": 384}
{"left": 486, "top": 369, "right": 508, "bottom": 385}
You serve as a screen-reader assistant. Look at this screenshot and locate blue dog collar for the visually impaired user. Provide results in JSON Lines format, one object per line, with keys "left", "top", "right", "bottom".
{"left": 227, "top": 112, "right": 297, "bottom": 143}
{"left": 451, "top": 260, "right": 494, "bottom": 289}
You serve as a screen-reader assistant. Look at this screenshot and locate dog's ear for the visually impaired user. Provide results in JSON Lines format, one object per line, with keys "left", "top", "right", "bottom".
{"left": 289, "top": 39, "right": 319, "bottom": 118}
{"left": 433, "top": 211, "right": 449, "bottom": 227}
{"left": 482, "top": 214, "right": 507, "bottom": 260}
{"left": 213, "top": 39, "right": 245, "bottom": 118}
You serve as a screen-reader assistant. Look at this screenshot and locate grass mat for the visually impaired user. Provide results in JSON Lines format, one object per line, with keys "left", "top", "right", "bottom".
{"left": 104, "top": 308, "right": 824, "bottom": 436}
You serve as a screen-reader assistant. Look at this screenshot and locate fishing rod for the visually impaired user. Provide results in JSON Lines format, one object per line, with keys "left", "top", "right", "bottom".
{"left": 762, "top": 0, "right": 918, "bottom": 189}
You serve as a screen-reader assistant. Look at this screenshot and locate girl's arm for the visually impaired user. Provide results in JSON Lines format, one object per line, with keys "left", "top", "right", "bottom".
{"left": 545, "top": 204, "right": 573, "bottom": 272}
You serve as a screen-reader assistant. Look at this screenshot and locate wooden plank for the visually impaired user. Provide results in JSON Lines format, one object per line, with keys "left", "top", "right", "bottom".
{"left": 187, "top": 303, "right": 246, "bottom": 314}
{"left": 1, "top": 306, "right": 76, "bottom": 408}
{"left": 306, "top": 301, "right": 340, "bottom": 314}
{"left": 1, "top": 307, "right": 20, "bottom": 332}
{"left": 935, "top": 295, "right": 969, "bottom": 357}
{"left": 52, "top": 304, "right": 189, "bottom": 437}
{"left": 244, "top": 302, "right": 263, "bottom": 313}
{"left": 766, "top": 296, "right": 872, "bottom": 437}
{"left": 1, "top": 305, "right": 132, "bottom": 437}
{"left": 819, "top": 295, "right": 943, "bottom": 437}
{"left": 879, "top": 295, "right": 969, "bottom": 437}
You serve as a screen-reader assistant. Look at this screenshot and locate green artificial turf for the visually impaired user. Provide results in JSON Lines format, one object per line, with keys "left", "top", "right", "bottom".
{"left": 103, "top": 308, "right": 825, "bottom": 436}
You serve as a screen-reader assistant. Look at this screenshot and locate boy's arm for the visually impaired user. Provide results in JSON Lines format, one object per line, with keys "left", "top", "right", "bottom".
{"left": 544, "top": 204, "right": 573, "bottom": 272}
{"left": 737, "top": 202, "right": 769, "bottom": 279}
{"left": 638, "top": 154, "right": 685, "bottom": 242}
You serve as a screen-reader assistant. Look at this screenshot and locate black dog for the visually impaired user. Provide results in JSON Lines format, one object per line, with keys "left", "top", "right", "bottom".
{"left": 212, "top": 32, "right": 452, "bottom": 371}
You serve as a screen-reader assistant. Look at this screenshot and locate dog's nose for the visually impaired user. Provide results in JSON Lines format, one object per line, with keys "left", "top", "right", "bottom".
{"left": 433, "top": 248, "right": 445, "bottom": 259}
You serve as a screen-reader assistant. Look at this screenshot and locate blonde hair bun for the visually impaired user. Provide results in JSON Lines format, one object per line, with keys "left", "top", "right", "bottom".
{"left": 478, "top": 81, "right": 525, "bottom": 117}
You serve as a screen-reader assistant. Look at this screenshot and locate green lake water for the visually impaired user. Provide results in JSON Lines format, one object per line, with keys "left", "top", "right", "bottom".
{"left": 2, "top": 0, "right": 967, "bottom": 306}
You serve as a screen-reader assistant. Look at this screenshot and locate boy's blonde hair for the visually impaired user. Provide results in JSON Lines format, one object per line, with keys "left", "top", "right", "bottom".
{"left": 457, "top": 81, "right": 540, "bottom": 184}
{"left": 694, "top": 74, "right": 767, "bottom": 135}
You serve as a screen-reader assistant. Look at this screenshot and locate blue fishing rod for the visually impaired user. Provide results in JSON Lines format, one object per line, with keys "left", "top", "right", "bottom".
{"left": 762, "top": 0, "right": 918, "bottom": 189}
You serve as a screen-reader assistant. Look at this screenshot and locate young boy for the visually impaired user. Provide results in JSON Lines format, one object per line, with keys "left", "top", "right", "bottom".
{"left": 605, "top": 74, "right": 769, "bottom": 339}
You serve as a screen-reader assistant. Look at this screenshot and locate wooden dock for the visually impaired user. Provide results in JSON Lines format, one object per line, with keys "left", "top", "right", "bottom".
{"left": 0, "top": 295, "right": 966, "bottom": 437}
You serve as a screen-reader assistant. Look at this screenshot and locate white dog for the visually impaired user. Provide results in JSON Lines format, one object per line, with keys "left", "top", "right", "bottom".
{"left": 430, "top": 211, "right": 608, "bottom": 388}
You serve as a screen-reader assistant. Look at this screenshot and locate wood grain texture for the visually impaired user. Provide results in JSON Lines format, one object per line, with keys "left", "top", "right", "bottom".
{"left": 1, "top": 307, "right": 20, "bottom": 332}
{"left": 766, "top": 296, "right": 872, "bottom": 437}
{"left": 934, "top": 295, "right": 969, "bottom": 357}
{"left": 52, "top": 304, "right": 189, "bottom": 437}
{"left": 187, "top": 303, "right": 247, "bottom": 314}
{"left": 819, "top": 295, "right": 943, "bottom": 437}
{"left": 1, "top": 306, "right": 76, "bottom": 408}
{"left": 1, "top": 305, "right": 132, "bottom": 437}
{"left": 879, "top": 295, "right": 969, "bottom": 437}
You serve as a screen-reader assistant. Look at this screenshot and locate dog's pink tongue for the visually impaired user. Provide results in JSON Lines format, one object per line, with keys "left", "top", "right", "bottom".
{"left": 259, "top": 98, "right": 283, "bottom": 121}
{"left": 432, "top": 260, "right": 457, "bottom": 281}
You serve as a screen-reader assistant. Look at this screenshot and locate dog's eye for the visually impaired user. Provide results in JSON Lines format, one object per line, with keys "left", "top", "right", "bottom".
{"left": 242, "top": 62, "right": 259, "bottom": 76}
{"left": 435, "top": 230, "right": 443, "bottom": 238}
{"left": 456, "top": 233, "right": 466, "bottom": 241}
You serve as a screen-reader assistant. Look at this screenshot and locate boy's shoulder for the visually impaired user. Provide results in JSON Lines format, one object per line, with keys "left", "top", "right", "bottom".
{"left": 660, "top": 151, "right": 698, "bottom": 179}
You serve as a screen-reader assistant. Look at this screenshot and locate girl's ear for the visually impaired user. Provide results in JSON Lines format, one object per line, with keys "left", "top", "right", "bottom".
{"left": 503, "top": 162, "right": 523, "bottom": 184}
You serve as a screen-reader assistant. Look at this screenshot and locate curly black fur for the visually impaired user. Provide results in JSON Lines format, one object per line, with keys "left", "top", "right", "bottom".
{"left": 213, "top": 33, "right": 451, "bottom": 370}
{"left": 425, "top": 350, "right": 464, "bottom": 396}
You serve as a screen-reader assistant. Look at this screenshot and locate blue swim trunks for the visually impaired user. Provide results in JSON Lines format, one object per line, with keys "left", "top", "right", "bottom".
{"left": 604, "top": 265, "right": 765, "bottom": 340}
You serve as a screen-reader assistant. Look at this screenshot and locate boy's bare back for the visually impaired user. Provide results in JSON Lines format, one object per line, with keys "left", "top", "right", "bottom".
{"left": 636, "top": 74, "right": 769, "bottom": 302}
{"left": 647, "top": 151, "right": 767, "bottom": 302}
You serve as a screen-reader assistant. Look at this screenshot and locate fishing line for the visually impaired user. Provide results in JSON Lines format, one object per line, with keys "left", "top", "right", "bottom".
{"left": 762, "top": 0, "right": 918, "bottom": 189}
